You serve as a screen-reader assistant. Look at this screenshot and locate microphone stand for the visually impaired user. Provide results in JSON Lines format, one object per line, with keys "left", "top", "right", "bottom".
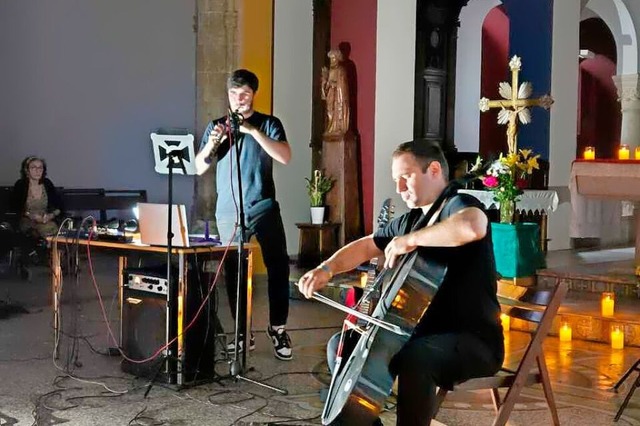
{"left": 227, "top": 111, "right": 286, "bottom": 394}
{"left": 144, "top": 150, "right": 187, "bottom": 395}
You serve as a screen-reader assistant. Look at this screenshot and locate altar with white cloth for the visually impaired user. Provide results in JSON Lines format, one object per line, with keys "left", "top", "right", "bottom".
{"left": 459, "top": 189, "right": 559, "bottom": 213}
{"left": 570, "top": 160, "right": 640, "bottom": 265}
{"left": 460, "top": 189, "right": 559, "bottom": 251}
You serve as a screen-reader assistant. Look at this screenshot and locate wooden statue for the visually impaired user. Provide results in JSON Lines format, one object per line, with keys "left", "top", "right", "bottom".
{"left": 321, "top": 49, "right": 351, "bottom": 136}
{"left": 320, "top": 48, "right": 361, "bottom": 245}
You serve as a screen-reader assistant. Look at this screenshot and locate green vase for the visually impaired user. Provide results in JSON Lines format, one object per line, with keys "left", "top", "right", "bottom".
{"left": 499, "top": 200, "right": 515, "bottom": 224}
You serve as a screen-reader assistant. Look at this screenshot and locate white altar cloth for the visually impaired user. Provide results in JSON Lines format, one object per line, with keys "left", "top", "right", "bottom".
{"left": 459, "top": 189, "right": 559, "bottom": 213}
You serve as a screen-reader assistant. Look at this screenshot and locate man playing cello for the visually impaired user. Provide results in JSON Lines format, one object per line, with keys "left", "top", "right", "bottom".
{"left": 298, "top": 140, "right": 504, "bottom": 425}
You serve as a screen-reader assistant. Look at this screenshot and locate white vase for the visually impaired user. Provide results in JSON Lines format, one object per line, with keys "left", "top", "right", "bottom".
{"left": 310, "top": 206, "right": 325, "bottom": 224}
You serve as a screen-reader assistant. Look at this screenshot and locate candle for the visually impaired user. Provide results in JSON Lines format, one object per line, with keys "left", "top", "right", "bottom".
{"left": 611, "top": 325, "right": 624, "bottom": 349}
{"left": 500, "top": 313, "right": 510, "bottom": 332}
{"left": 636, "top": 146, "right": 640, "bottom": 160}
{"left": 618, "top": 144, "right": 630, "bottom": 160}
{"left": 360, "top": 272, "right": 369, "bottom": 288}
{"left": 559, "top": 322, "right": 572, "bottom": 342}
{"left": 601, "top": 292, "right": 615, "bottom": 317}
{"left": 583, "top": 146, "right": 595, "bottom": 160}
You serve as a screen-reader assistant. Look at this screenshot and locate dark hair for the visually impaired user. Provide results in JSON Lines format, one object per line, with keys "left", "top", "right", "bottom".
{"left": 392, "top": 139, "right": 449, "bottom": 178}
{"left": 227, "top": 69, "right": 259, "bottom": 92}
{"left": 20, "top": 156, "right": 47, "bottom": 183}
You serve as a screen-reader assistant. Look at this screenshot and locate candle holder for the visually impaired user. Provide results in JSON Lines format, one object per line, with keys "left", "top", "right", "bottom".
{"left": 583, "top": 146, "right": 595, "bottom": 160}
{"left": 611, "top": 325, "right": 625, "bottom": 349}
{"left": 559, "top": 322, "right": 572, "bottom": 342}
{"left": 618, "top": 144, "right": 630, "bottom": 160}
{"left": 635, "top": 146, "right": 640, "bottom": 160}
{"left": 601, "top": 292, "right": 615, "bottom": 317}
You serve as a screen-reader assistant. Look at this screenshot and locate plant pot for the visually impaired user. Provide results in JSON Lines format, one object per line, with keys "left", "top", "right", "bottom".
{"left": 491, "top": 222, "right": 546, "bottom": 278}
{"left": 310, "top": 206, "right": 325, "bottom": 225}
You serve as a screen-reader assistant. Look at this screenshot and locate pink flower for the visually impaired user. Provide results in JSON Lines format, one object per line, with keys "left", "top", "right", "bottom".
{"left": 482, "top": 175, "right": 499, "bottom": 188}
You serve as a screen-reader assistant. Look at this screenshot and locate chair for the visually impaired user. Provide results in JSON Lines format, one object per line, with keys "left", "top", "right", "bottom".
{"left": 434, "top": 279, "right": 569, "bottom": 426}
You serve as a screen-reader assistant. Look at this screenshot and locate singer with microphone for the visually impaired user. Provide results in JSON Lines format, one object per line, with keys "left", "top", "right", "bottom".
{"left": 195, "top": 69, "right": 293, "bottom": 361}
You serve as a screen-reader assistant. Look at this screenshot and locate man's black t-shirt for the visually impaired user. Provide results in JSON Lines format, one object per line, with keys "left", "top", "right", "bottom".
{"left": 199, "top": 111, "right": 287, "bottom": 220}
{"left": 373, "top": 193, "right": 503, "bottom": 351}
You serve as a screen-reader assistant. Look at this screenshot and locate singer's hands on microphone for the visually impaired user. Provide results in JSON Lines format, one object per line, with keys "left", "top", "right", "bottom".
{"left": 208, "top": 123, "right": 228, "bottom": 146}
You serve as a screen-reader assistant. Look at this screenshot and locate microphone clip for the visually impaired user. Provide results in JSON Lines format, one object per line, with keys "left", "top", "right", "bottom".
{"left": 228, "top": 108, "right": 244, "bottom": 128}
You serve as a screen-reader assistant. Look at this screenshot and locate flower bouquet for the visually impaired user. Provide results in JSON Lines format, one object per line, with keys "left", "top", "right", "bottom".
{"left": 480, "top": 149, "right": 540, "bottom": 223}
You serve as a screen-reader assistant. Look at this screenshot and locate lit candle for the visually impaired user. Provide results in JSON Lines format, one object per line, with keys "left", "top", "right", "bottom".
{"left": 611, "top": 325, "right": 625, "bottom": 349}
{"left": 360, "top": 272, "right": 368, "bottom": 288}
{"left": 618, "top": 144, "right": 630, "bottom": 160}
{"left": 583, "top": 146, "right": 595, "bottom": 160}
{"left": 635, "top": 146, "right": 640, "bottom": 160}
{"left": 601, "top": 292, "right": 615, "bottom": 317}
{"left": 559, "top": 322, "right": 572, "bottom": 342}
{"left": 500, "top": 313, "right": 510, "bottom": 332}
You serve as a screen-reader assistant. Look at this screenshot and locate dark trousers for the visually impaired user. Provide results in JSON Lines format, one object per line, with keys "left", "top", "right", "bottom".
{"left": 217, "top": 204, "right": 290, "bottom": 327}
{"left": 390, "top": 333, "right": 503, "bottom": 425}
{"left": 327, "top": 331, "right": 503, "bottom": 426}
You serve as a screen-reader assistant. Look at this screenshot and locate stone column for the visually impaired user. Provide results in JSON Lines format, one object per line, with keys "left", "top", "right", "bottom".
{"left": 612, "top": 74, "right": 640, "bottom": 151}
{"left": 193, "top": 0, "right": 240, "bottom": 229}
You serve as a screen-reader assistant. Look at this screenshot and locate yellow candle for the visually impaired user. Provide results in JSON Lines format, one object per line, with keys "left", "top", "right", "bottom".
{"left": 500, "top": 313, "right": 510, "bottom": 332}
{"left": 635, "top": 146, "right": 640, "bottom": 160}
{"left": 583, "top": 146, "right": 595, "bottom": 160}
{"left": 601, "top": 292, "right": 615, "bottom": 317}
{"left": 360, "top": 272, "right": 368, "bottom": 288}
{"left": 619, "top": 144, "right": 630, "bottom": 160}
{"left": 611, "top": 326, "right": 624, "bottom": 349}
{"left": 559, "top": 322, "right": 572, "bottom": 342}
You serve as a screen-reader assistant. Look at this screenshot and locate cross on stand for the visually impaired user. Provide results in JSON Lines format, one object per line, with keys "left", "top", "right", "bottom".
{"left": 479, "top": 55, "right": 554, "bottom": 154}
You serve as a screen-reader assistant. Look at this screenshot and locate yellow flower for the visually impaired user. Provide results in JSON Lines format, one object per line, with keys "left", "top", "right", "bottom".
{"left": 519, "top": 149, "right": 532, "bottom": 160}
{"left": 524, "top": 155, "right": 540, "bottom": 174}
{"left": 500, "top": 153, "right": 518, "bottom": 168}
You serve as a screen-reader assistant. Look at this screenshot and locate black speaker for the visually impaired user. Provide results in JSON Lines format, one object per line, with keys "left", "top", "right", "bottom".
{"left": 121, "top": 287, "right": 169, "bottom": 380}
{"left": 120, "top": 267, "right": 223, "bottom": 386}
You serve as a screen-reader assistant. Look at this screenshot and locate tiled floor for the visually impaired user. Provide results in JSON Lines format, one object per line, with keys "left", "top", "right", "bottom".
{"left": 1, "top": 248, "right": 640, "bottom": 425}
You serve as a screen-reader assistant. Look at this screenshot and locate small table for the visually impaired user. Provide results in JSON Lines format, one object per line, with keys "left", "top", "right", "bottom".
{"left": 47, "top": 236, "right": 256, "bottom": 385}
{"left": 295, "top": 222, "right": 340, "bottom": 268}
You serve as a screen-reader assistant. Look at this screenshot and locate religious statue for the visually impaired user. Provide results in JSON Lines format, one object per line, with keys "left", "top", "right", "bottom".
{"left": 321, "top": 49, "right": 350, "bottom": 136}
{"left": 479, "top": 55, "right": 554, "bottom": 154}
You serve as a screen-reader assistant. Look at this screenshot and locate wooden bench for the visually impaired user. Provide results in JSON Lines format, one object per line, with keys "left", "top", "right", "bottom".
{"left": 434, "top": 279, "right": 569, "bottom": 426}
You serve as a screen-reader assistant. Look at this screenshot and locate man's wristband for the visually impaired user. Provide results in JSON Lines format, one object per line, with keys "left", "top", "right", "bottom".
{"left": 319, "top": 263, "right": 333, "bottom": 279}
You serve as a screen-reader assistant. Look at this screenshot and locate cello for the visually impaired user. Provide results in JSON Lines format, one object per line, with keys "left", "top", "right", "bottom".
{"left": 311, "top": 183, "right": 461, "bottom": 425}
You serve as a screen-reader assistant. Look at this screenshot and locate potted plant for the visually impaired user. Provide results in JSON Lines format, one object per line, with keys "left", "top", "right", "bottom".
{"left": 478, "top": 149, "right": 545, "bottom": 279}
{"left": 305, "top": 169, "right": 334, "bottom": 224}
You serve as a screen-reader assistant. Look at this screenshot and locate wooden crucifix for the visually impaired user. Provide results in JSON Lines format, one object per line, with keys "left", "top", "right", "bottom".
{"left": 479, "top": 55, "right": 554, "bottom": 154}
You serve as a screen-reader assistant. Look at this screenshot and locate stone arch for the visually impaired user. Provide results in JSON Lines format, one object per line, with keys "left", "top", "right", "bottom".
{"left": 578, "top": 17, "right": 621, "bottom": 159}
{"left": 583, "top": 0, "right": 638, "bottom": 75}
{"left": 455, "top": 0, "right": 502, "bottom": 153}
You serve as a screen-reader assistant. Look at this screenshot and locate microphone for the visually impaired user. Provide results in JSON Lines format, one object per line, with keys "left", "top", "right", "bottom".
{"left": 228, "top": 108, "right": 244, "bottom": 128}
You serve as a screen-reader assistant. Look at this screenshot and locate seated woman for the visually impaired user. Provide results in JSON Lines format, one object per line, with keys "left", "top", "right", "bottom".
{"left": 12, "top": 156, "right": 63, "bottom": 238}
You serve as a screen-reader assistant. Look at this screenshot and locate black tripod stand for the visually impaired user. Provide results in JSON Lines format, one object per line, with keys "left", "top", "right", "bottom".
{"left": 613, "top": 358, "right": 640, "bottom": 421}
{"left": 226, "top": 110, "right": 286, "bottom": 394}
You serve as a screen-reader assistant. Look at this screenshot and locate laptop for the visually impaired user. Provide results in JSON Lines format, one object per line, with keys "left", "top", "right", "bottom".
{"left": 137, "top": 203, "right": 191, "bottom": 247}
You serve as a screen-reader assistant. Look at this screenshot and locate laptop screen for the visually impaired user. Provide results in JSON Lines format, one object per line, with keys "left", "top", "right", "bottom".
{"left": 137, "top": 203, "right": 190, "bottom": 247}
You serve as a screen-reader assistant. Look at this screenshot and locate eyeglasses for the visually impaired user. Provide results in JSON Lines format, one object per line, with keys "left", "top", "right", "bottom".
{"left": 29, "top": 165, "right": 44, "bottom": 170}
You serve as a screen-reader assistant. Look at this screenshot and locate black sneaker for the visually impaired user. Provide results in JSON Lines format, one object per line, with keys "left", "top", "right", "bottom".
{"left": 226, "top": 333, "right": 255, "bottom": 353}
{"left": 266, "top": 326, "right": 292, "bottom": 361}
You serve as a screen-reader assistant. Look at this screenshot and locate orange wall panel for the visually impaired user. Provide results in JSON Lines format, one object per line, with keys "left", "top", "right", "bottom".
{"left": 238, "top": 0, "right": 274, "bottom": 114}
